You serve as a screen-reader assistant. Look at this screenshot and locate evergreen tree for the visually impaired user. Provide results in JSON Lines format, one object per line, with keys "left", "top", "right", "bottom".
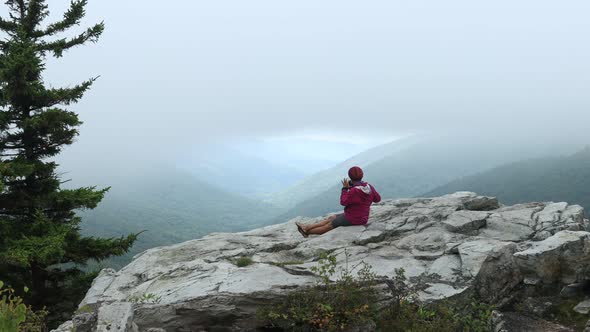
{"left": 0, "top": 0, "right": 137, "bottom": 324}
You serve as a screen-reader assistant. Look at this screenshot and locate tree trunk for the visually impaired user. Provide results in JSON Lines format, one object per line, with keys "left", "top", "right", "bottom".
{"left": 30, "top": 261, "right": 47, "bottom": 308}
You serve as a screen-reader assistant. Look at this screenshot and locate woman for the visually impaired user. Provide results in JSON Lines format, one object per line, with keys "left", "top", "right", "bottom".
{"left": 296, "top": 166, "right": 381, "bottom": 237}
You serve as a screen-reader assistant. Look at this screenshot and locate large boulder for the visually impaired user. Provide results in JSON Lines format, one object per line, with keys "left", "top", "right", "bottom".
{"left": 514, "top": 231, "right": 590, "bottom": 285}
{"left": 52, "top": 192, "right": 590, "bottom": 332}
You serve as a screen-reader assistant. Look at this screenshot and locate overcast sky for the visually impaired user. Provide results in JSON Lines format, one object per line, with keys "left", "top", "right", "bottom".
{"left": 3, "top": 0, "right": 590, "bottom": 162}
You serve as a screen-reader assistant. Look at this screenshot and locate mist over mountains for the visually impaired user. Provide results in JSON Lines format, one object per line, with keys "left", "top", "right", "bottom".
{"left": 426, "top": 146, "right": 590, "bottom": 211}
{"left": 4, "top": 1, "right": 590, "bottom": 330}
{"left": 262, "top": 135, "right": 419, "bottom": 209}
{"left": 56, "top": 131, "right": 590, "bottom": 268}
{"left": 177, "top": 144, "right": 306, "bottom": 198}
{"left": 76, "top": 168, "right": 283, "bottom": 269}
{"left": 275, "top": 132, "right": 588, "bottom": 220}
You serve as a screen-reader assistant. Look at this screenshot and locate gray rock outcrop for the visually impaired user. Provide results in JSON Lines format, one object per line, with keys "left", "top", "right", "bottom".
{"left": 52, "top": 192, "right": 590, "bottom": 332}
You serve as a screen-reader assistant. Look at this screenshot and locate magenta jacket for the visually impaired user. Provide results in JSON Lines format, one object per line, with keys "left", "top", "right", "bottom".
{"left": 340, "top": 181, "right": 381, "bottom": 225}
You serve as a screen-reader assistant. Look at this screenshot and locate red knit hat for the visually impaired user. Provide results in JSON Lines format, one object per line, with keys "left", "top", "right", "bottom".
{"left": 348, "top": 166, "right": 364, "bottom": 181}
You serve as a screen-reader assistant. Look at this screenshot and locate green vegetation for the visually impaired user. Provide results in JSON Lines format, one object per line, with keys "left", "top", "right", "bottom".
{"left": 258, "top": 253, "right": 379, "bottom": 331}
{"left": 0, "top": 281, "right": 26, "bottom": 332}
{"left": 377, "top": 296, "right": 494, "bottom": 332}
{"left": 258, "top": 253, "right": 494, "bottom": 331}
{"left": 0, "top": 281, "right": 47, "bottom": 332}
{"left": 19, "top": 307, "right": 47, "bottom": 332}
{"left": 79, "top": 168, "right": 283, "bottom": 270}
{"left": 235, "top": 256, "right": 255, "bottom": 267}
{"left": 426, "top": 147, "right": 590, "bottom": 212}
{"left": 74, "top": 304, "right": 93, "bottom": 315}
{"left": 511, "top": 296, "right": 590, "bottom": 331}
{"left": 546, "top": 299, "right": 589, "bottom": 331}
{"left": 0, "top": 0, "right": 137, "bottom": 327}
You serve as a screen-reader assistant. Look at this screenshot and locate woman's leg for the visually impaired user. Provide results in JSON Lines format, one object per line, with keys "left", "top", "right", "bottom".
{"left": 308, "top": 213, "right": 353, "bottom": 235}
{"left": 307, "top": 222, "right": 334, "bottom": 235}
{"left": 302, "top": 215, "right": 336, "bottom": 232}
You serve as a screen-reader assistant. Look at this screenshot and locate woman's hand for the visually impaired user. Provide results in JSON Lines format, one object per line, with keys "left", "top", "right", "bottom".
{"left": 342, "top": 178, "right": 350, "bottom": 189}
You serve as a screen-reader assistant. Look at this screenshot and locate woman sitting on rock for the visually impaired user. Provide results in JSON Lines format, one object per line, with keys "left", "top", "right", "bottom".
{"left": 296, "top": 166, "right": 381, "bottom": 237}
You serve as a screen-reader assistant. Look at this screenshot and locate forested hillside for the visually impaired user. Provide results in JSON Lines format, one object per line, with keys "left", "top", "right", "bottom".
{"left": 425, "top": 147, "right": 590, "bottom": 210}
{"left": 277, "top": 135, "right": 584, "bottom": 220}
{"left": 80, "top": 169, "right": 282, "bottom": 269}
{"left": 263, "top": 136, "right": 421, "bottom": 208}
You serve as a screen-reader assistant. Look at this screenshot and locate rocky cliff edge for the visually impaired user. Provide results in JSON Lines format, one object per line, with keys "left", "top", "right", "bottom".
{"left": 53, "top": 192, "right": 590, "bottom": 332}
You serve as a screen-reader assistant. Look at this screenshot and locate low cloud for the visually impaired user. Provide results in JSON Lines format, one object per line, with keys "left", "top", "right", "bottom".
{"left": 31, "top": 0, "right": 590, "bottom": 157}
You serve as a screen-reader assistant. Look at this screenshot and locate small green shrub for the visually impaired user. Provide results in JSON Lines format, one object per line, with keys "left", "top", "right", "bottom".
{"left": 257, "top": 253, "right": 495, "bottom": 332}
{"left": 235, "top": 256, "right": 254, "bottom": 267}
{"left": 258, "top": 252, "right": 379, "bottom": 331}
{"left": 544, "top": 298, "right": 588, "bottom": 331}
{"left": 20, "top": 306, "right": 48, "bottom": 332}
{"left": 0, "top": 281, "right": 47, "bottom": 332}
{"left": 75, "top": 304, "right": 94, "bottom": 314}
{"left": 0, "top": 281, "right": 27, "bottom": 332}
{"left": 378, "top": 289, "right": 494, "bottom": 332}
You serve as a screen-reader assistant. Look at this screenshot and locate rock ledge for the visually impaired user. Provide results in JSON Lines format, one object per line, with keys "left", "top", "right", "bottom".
{"left": 52, "top": 192, "right": 590, "bottom": 332}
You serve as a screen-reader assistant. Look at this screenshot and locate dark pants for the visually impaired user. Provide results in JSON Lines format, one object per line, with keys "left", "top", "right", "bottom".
{"left": 331, "top": 214, "right": 353, "bottom": 228}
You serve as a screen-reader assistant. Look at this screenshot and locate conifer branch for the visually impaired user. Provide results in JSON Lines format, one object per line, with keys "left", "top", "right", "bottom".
{"left": 39, "top": 22, "right": 104, "bottom": 57}
{"left": 64, "top": 233, "right": 140, "bottom": 264}
{"left": 16, "top": 0, "right": 26, "bottom": 20}
{"left": 0, "top": 0, "right": 139, "bottom": 318}
{"left": 39, "top": 0, "right": 86, "bottom": 37}
{"left": 23, "top": 0, "right": 48, "bottom": 35}
{"left": 34, "top": 78, "right": 97, "bottom": 108}
{"left": 0, "top": 17, "right": 18, "bottom": 33}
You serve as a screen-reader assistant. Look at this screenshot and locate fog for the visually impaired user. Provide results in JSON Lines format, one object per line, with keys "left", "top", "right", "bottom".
{"left": 6, "top": 0, "right": 590, "bottom": 270}
{"left": 4, "top": 0, "right": 590, "bottom": 175}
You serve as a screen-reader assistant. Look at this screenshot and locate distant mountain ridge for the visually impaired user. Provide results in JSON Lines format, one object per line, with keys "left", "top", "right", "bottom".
{"left": 425, "top": 147, "right": 590, "bottom": 211}
{"left": 178, "top": 144, "right": 306, "bottom": 199}
{"left": 264, "top": 136, "right": 421, "bottom": 209}
{"left": 276, "top": 134, "right": 587, "bottom": 220}
{"left": 61, "top": 135, "right": 590, "bottom": 269}
{"left": 79, "top": 168, "right": 281, "bottom": 269}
